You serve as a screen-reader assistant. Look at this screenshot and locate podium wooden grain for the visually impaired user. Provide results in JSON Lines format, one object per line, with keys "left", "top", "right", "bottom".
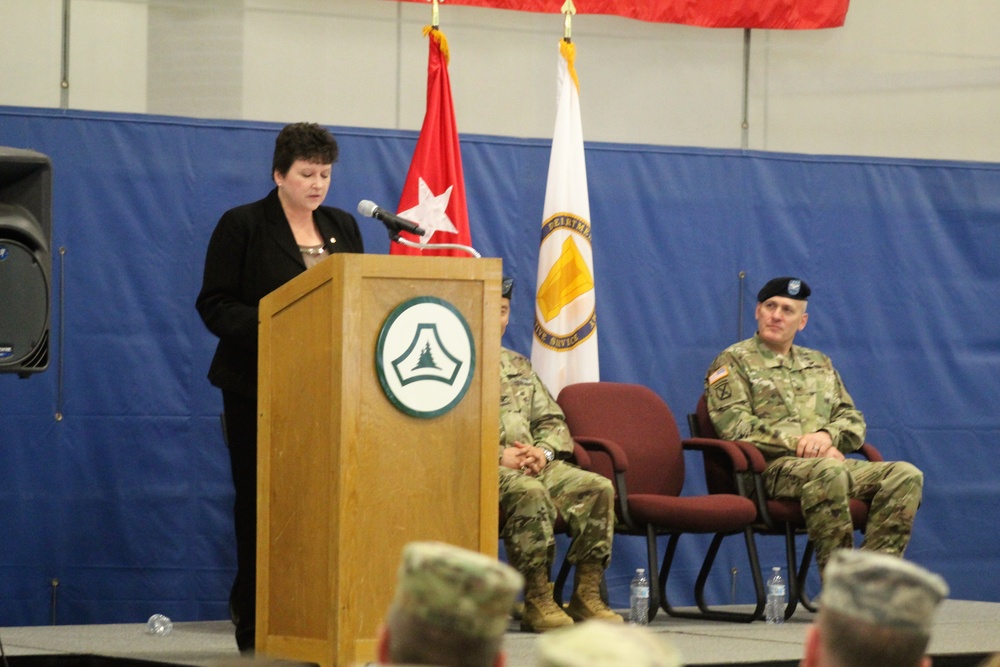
{"left": 257, "top": 254, "right": 502, "bottom": 667}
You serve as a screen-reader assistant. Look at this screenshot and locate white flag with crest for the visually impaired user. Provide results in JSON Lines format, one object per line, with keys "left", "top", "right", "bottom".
{"left": 530, "top": 39, "right": 599, "bottom": 396}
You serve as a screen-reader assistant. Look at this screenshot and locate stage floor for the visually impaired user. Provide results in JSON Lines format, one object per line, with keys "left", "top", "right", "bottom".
{"left": 3, "top": 599, "right": 1000, "bottom": 666}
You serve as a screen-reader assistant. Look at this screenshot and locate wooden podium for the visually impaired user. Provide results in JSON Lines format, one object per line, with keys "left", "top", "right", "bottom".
{"left": 257, "top": 254, "right": 502, "bottom": 667}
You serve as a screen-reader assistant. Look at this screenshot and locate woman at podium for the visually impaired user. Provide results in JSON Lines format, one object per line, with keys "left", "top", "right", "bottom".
{"left": 196, "top": 122, "right": 365, "bottom": 653}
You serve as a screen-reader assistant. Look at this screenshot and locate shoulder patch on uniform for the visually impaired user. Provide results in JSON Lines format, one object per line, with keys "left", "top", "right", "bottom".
{"left": 708, "top": 366, "right": 729, "bottom": 385}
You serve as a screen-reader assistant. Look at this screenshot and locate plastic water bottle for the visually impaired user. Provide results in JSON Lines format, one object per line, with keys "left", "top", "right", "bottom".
{"left": 146, "top": 613, "right": 173, "bottom": 636}
{"left": 629, "top": 568, "right": 650, "bottom": 625}
{"left": 765, "top": 567, "right": 786, "bottom": 624}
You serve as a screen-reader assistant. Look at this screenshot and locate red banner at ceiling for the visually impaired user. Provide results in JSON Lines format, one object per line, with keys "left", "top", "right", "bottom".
{"left": 395, "top": 0, "right": 850, "bottom": 29}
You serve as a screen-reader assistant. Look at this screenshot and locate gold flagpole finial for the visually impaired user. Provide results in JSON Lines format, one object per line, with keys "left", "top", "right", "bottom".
{"left": 561, "top": 0, "right": 576, "bottom": 41}
{"left": 431, "top": 0, "right": 441, "bottom": 29}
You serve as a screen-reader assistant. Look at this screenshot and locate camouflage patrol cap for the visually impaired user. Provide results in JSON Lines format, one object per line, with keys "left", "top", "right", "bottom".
{"left": 501, "top": 275, "right": 514, "bottom": 300}
{"left": 536, "top": 620, "right": 683, "bottom": 667}
{"left": 821, "top": 549, "right": 949, "bottom": 634}
{"left": 390, "top": 541, "right": 523, "bottom": 640}
{"left": 757, "top": 276, "right": 811, "bottom": 302}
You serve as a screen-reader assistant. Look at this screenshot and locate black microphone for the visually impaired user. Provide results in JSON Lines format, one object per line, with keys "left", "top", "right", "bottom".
{"left": 357, "top": 200, "right": 425, "bottom": 236}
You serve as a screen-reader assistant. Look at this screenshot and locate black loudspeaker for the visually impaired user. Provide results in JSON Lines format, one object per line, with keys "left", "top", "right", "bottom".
{"left": 0, "top": 147, "right": 52, "bottom": 377}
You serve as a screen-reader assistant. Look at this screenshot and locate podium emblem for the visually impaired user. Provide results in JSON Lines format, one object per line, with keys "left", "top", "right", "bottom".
{"left": 376, "top": 297, "right": 476, "bottom": 418}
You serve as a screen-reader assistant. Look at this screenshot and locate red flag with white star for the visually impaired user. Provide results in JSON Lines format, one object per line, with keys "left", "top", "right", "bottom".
{"left": 391, "top": 26, "right": 472, "bottom": 257}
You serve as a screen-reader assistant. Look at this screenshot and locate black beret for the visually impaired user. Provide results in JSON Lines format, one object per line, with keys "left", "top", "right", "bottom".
{"left": 501, "top": 276, "right": 513, "bottom": 300}
{"left": 757, "top": 276, "right": 811, "bottom": 302}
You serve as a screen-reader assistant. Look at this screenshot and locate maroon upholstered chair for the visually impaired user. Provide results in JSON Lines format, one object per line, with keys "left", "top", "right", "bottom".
{"left": 690, "top": 393, "right": 882, "bottom": 617}
{"left": 557, "top": 382, "right": 765, "bottom": 623}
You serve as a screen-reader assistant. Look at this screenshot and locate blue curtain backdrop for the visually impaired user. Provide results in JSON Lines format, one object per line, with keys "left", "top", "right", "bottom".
{"left": 1, "top": 106, "right": 998, "bottom": 625}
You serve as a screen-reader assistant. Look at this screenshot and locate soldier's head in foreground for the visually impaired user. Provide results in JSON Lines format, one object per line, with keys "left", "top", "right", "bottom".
{"left": 801, "top": 549, "right": 949, "bottom": 667}
{"left": 536, "top": 620, "right": 683, "bottom": 667}
{"left": 377, "top": 541, "right": 523, "bottom": 667}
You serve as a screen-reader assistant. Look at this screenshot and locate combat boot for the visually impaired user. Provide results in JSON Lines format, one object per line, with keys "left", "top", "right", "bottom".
{"left": 520, "top": 569, "right": 574, "bottom": 632}
{"left": 566, "top": 561, "right": 624, "bottom": 623}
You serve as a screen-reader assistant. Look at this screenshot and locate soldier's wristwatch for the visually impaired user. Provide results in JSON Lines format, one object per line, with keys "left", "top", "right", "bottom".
{"left": 542, "top": 448, "right": 555, "bottom": 462}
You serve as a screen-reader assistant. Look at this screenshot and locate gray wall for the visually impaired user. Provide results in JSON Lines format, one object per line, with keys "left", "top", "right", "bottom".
{"left": 3, "top": 0, "right": 999, "bottom": 162}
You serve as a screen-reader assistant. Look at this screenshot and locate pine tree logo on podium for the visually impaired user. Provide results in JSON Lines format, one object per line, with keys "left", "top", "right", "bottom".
{"left": 376, "top": 297, "right": 475, "bottom": 418}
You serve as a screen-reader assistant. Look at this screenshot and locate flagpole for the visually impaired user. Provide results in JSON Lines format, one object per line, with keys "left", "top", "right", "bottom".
{"left": 561, "top": 0, "right": 575, "bottom": 41}
{"left": 430, "top": 0, "right": 440, "bottom": 29}
{"left": 741, "top": 28, "right": 751, "bottom": 149}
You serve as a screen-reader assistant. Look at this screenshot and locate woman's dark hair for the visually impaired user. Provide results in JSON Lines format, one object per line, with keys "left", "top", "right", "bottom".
{"left": 272, "top": 122, "right": 339, "bottom": 176}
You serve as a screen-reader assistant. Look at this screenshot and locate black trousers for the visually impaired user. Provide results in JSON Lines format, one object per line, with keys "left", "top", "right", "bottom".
{"left": 222, "top": 391, "right": 257, "bottom": 652}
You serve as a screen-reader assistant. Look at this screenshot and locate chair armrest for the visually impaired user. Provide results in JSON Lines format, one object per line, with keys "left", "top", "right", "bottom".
{"left": 682, "top": 437, "right": 752, "bottom": 473}
{"left": 686, "top": 435, "right": 769, "bottom": 509}
{"left": 685, "top": 436, "right": 769, "bottom": 473}
{"left": 570, "top": 440, "right": 593, "bottom": 470}
{"left": 733, "top": 439, "right": 768, "bottom": 472}
{"left": 571, "top": 435, "right": 634, "bottom": 528}
{"left": 858, "top": 442, "right": 883, "bottom": 462}
{"left": 571, "top": 435, "right": 629, "bottom": 473}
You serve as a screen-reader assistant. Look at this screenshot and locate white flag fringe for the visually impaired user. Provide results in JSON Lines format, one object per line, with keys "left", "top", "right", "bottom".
{"left": 530, "top": 40, "right": 599, "bottom": 397}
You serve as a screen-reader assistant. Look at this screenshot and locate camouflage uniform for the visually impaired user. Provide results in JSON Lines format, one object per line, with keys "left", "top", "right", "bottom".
{"left": 705, "top": 334, "right": 923, "bottom": 570}
{"left": 810, "top": 549, "right": 948, "bottom": 667}
{"left": 389, "top": 541, "right": 523, "bottom": 641}
{"left": 499, "top": 347, "right": 614, "bottom": 575}
{"left": 821, "top": 548, "right": 948, "bottom": 634}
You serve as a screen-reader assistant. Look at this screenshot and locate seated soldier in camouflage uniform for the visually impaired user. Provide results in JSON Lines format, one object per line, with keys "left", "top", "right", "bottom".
{"left": 801, "top": 549, "right": 948, "bottom": 667}
{"left": 705, "top": 276, "right": 924, "bottom": 573}
{"left": 499, "top": 277, "right": 622, "bottom": 632}
{"left": 377, "top": 541, "right": 523, "bottom": 667}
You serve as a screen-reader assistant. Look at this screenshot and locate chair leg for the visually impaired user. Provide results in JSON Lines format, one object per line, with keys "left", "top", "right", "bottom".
{"left": 783, "top": 525, "right": 802, "bottom": 620}
{"left": 655, "top": 531, "right": 678, "bottom": 620}
{"left": 645, "top": 524, "right": 662, "bottom": 622}
{"left": 798, "top": 540, "right": 817, "bottom": 613}
{"left": 742, "top": 527, "right": 767, "bottom": 621}
{"left": 659, "top": 530, "right": 763, "bottom": 623}
{"left": 692, "top": 533, "right": 726, "bottom": 612}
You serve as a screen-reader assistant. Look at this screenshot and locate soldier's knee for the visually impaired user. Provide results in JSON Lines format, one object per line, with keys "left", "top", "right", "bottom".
{"left": 895, "top": 460, "right": 923, "bottom": 483}
{"left": 520, "top": 483, "right": 553, "bottom": 505}
{"left": 574, "top": 471, "right": 614, "bottom": 506}
{"left": 592, "top": 474, "right": 613, "bottom": 497}
{"left": 502, "top": 476, "right": 553, "bottom": 510}
{"left": 807, "top": 459, "right": 850, "bottom": 499}
{"left": 888, "top": 460, "right": 924, "bottom": 495}
{"left": 813, "top": 458, "right": 849, "bottom": 481}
